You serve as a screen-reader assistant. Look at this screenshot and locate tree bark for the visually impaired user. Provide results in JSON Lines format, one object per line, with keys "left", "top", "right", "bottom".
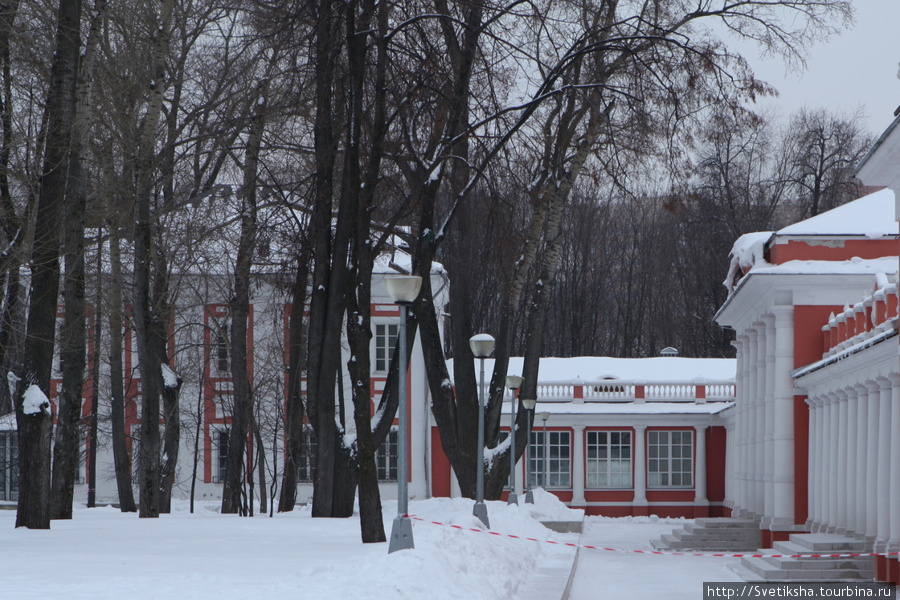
{"left": 14, "top": 0, "right": 82, "bottom": 530}
{"left": 277, "top": 255, "right": 309, "bottom": 512}
{"left": 133, "top": 0, "right": 175, "bottom": 519}
{"left": 106, "top": 219, "right": 136, "bottom": 512}
{"left": 51, "top": 0, "right": 106, "bottom": 520}
{"left": 222, "top": 79, "right": 266, "bottom": 514}
{"left": 0, "top": 0, "right": 22, "bottom": 417}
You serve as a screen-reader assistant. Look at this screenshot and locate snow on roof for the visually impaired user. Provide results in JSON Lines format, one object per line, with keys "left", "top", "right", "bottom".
{"left": 518, "top": 401, "right": 734, "bottom": 416}
{"left": 746, "top": 256, "right": 899, "bottom": 278}
{"left": 776, "top": 188, "right": 898, "bottom": 238}
{"left": 372, "top": 245, "right": 445, "bottom": 275}
{"left": 452, "top": 355, "right": 736, "bottom": 384}
{"left": 724, "top": 231, "right": 774, "bottom": 292}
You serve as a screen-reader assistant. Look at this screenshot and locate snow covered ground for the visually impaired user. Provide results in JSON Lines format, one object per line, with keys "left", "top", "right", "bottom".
{"left": 569, "top": 516, "right": 743, "bottom": 600}
{"left": 0, "top": 492, "right": 744, "bottom": 600}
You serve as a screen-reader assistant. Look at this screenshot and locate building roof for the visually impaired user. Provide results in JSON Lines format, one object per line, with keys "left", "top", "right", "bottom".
{"left": 776, "top": 188, "right": 897, "bottom": 238}
{"left": 452, "top": 355, "right": 736, "bottom": 384}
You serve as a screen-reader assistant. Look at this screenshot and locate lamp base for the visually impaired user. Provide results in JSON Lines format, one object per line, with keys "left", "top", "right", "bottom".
{"left": 507, "top": 492, "right": 518, "bottom": 506}
{"left": 473, "top": 501, "right": 490, "bottom": 528}
{"left": 525, "top": 489, "right": 534, "bottom": 504}
{"left": 388, "top": 515, "right": 415, "bottom": 553}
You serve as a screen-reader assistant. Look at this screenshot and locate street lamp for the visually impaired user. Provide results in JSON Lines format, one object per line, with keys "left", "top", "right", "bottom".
{"left": 505, "top": 375, "right": 523, "bottom": 505}
{"left": 386, "top": 275, "right": 422, "bottom": 553}
{"left": 521, "top": 397, "right": 536, "bottom": 503}
{"left": 469, "top": 333, "right": 495, "bottom": 528}
{"left": 538, "top": 411, "right": 551, "bottom": 492}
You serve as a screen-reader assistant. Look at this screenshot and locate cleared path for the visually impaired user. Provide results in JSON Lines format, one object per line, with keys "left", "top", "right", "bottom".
{"left": 567, "top": 518, "right": 743, "bottom": 600}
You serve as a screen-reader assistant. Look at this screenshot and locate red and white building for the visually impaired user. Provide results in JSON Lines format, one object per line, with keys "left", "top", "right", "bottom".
{"left": 428, "top": 355, "right": 736, "bottom": 518}
{"left": 715, "top": 184, "right": 900, "bottom": 583}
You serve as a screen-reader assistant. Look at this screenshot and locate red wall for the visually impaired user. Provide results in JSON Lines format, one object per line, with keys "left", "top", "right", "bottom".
{"left": 430, "top": 428, "right": 452, "bottom": 498}
{"left": 792, "top": 305, "right": 837, "bottom": 525}
{"left": 769, "top": 238, "right": 897, "bottom": 264}
{"left": 706, "top": 426, "right": 727, "bottom": 504}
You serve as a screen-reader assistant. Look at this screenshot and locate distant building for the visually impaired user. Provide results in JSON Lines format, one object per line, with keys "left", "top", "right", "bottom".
{"left": 430, "top": 354, "right": 736, "bottom": 518}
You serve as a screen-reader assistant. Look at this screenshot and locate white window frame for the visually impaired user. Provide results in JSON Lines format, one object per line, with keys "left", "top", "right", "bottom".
{"left": 586, "top": 430, "right": 632, "bottom": 489}
{"left": 526, "top": 430, "right": 571, "bottom": 489}
{"left": 375, "top": 428, "right": 398, "bottom": 482}
{"left": 373, "top": 321, "right": 398, "bottom": 373}
{"left": 298, "top": 425, "right": 317, "bottom": 483}
{"left": 213, "top": 428, "right": 229, "bottom": 484}
{"left": 208, "top": 311, "right": 231, "bottom": 377}
{"left": 0, "top": 431, "right": 18, "bottom": 502}
{"left": 647, "top": 430, "right": 693, "bottom": 488}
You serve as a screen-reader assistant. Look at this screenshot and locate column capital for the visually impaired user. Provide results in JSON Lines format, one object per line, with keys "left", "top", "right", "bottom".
{"left": 875, "top": 376, "right": 893, "bottom": 390}
{"left": 863, "top": 381, "right": 880, "bottom": 394}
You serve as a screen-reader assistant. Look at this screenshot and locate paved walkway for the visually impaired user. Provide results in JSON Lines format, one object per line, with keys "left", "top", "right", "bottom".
{"left": 566, "top": 520, "right": 743, "bottom": 600}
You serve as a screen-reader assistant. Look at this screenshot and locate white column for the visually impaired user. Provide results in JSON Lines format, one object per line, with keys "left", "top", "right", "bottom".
{"left": 845, "top": 384, "right": 860, "bottom": 534}
{"left": 875, "top": 377, "right": 892, "bottom": 552}
{"left": 887, "top": 375, "right": 900, "bottom": 556}
{"left": 746, "top": 327, "right": 759, "bottom": 518}
{"left": 633, "top": 425, "right": 647, "bottom": 506}
{"left": 755, "top": 321, "right": 767, "bottom": 518}
{"left": 731, "top": 338, "right": 743, "bottom": 514}
{"left": 814, "top": 394, "right": 834, "bottom": 533}
{"left": 695, "top": 425, "right": 708, "bottom": 505}
{"left": 805, "top": 396, "right": 820, "bottom": 530}
{"left": 828, "top": 391, "right": 842, "bottom": 533}
{"left": 836, "top": 388, "right": 850, "bottom": 534}
{"left": 771, "top": 308, "right": 795, "bottom": 531}
{"left": 734, "top": 336, "right": 748, "bottom": 517}
{"left": 855, "top": 383, "right": 870, "bottom": 539}
{"left": 814, "top": 396, "right": 827, "bottom": 531}
{"left": 763, "top": 315, "right": 776, "bottom": 528}
{"left": 865, "top": 382, "right": 880, "bottom": 546}
{"left": 572, "top": 425, "right": 586, "bottom": 506}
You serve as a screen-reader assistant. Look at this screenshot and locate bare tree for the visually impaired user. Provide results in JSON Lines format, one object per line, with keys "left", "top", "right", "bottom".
{"left": 14, "top": 0, "right": 82, "bottom": 529}
{"left": 786, "top": 108, "right": 871, "bottom": 217}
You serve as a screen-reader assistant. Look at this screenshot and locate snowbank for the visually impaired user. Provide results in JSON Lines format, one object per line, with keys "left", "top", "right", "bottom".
{"left": 1, "top": 495, "right": 578, "bottom": 600}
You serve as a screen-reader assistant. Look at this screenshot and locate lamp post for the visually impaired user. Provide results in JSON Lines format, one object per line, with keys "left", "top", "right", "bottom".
{"left": 386, "top": 275, "right": 422, "bottom": 553}
{"left": 538, "top": 411, "right": 551, "bottom": 491}
{"left": 469, "top": 333, "right": 495, "bottom": 528}
{"left": 521, "top": 397, "right": 536, "bottom": 503}
{"left": 505, "top": 375, "right": 523, "bottom": 505}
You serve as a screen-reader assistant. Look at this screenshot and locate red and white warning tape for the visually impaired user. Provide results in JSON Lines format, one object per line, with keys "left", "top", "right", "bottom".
{"left": 407, "top": 515, "right": 900, "bottom": 559}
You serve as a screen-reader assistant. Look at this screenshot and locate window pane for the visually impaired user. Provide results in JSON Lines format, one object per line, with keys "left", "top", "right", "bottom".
{"left": 647, "top": 430, "right": 693, "bottom": 488}
{"left": 585, "top": 430, "right": 632, "bottom": 489}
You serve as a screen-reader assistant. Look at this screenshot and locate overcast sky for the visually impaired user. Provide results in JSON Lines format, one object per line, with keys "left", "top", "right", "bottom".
{"left": 730, "top": 0, "right": 899, "bottom": 136}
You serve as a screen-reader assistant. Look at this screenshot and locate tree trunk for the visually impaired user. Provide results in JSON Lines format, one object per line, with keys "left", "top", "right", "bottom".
{"left": 107, "top": 221, "right": 136, "bottom": 512}
{"left": 0, "top": 0, "right": 22, "bottom": 417}
{"left": 278, "top": 256, "right": 309, "bottom": 512}
{"left": 306, "top": 0, "right": 351, "bottom": 520}
{"left": 223, "top": 80, "right": 266, "bottom": 515}
{"left": 133, "top": 0, "right": 175, "bottom": 519}
{"left": 15, "top": 0, "right": 82, "bottom": 530}
{"left": 50, "top": 0, "right": 106, "bottom": 523}
{"left": 87, "top": 283, "right": 100, "bottom": 508}
{"left": 253, "top": 411, "right": 267, "bottom": 516}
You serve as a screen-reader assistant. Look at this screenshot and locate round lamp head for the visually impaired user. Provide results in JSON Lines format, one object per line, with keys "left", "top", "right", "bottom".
{"left": 538, "top": 411, "right": 550, "bottom": 422}
{"left": 520, "top": 398, "right": 536, "bottom": 410}
{"left": 468, "top": 333, "right": 496, "bottom": 358}
{"left": 505, "top": 375, "right": 524, "bottom": 390}
{"left": 385, "top": 275, "right": 422, "bottom": 304}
